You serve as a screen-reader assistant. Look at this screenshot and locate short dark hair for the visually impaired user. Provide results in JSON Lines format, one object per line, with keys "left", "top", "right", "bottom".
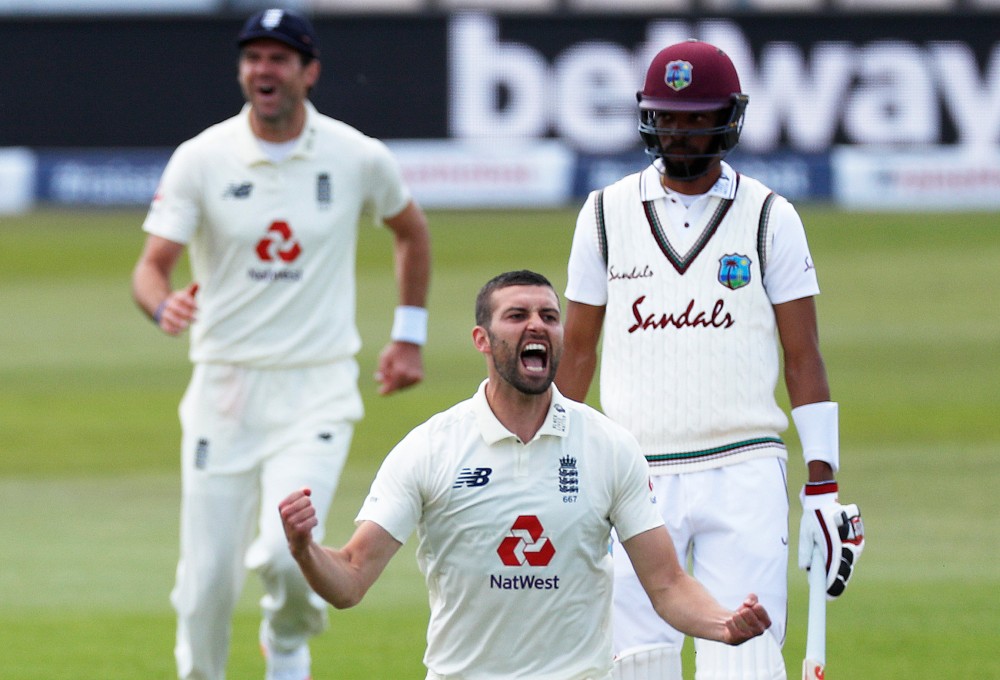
{"left": 475, "top": 270, "right": 556, "bottom": 327}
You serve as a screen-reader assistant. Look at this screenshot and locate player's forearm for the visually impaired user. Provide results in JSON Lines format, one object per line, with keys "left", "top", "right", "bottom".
{"left": 649, "top": 573, "right": 736, "bottom": 643}
{"left": 291, "top": 542, "right": 367, "bottom": 610}
{"left": 554, "top": 347, "right": 597, "bottom": 401}
{"left": 396, "top": 237, "right": 430, "bottom": 308}
{"left": 556, "top": 301, "right": 604, "bottom": 401}
{"left": 775, "top": 297, "right": 830, "bottom": 407}
{"left": 132, "top": 235, "right": 186, "bottom": 320}
{"left": 390, "top": 206, "right": 431, "bottom": 308}
{"left": 784, "top": 354, "right": 830, "bottom": 408}
{"left": 131, "top": 260, "right": 173, "bottom": 320}
{"left": 386, "top": 223, "right": 430, "bottom": 359}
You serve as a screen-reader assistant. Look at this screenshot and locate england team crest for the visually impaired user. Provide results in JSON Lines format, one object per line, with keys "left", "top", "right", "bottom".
{"left": 718, "top": 254, "right": 752, "bottom": 290}
{"left": 664, "top": 59, "right": 693, "bottom": 91}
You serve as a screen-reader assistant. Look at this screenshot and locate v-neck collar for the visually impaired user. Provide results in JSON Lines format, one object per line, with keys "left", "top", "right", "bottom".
{"left": 637, "top": 163, "right": 740, "bottom": 275}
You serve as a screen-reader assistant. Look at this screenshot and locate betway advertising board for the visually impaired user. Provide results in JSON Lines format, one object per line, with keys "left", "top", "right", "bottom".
{"left": 3, "top": 12, "right": 998, "bottom": 209}
{"left": 446, "top": 13, "right": 999, "bottom": 154}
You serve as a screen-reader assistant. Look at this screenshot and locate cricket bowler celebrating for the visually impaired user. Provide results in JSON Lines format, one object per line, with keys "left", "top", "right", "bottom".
{"left": 279, "top": 270, "right": 771, "bottom": 680}
{"left": 556, "top": 41, "right": 865, "bottom": 679}
{"left": 131, "top": 9, "right": 430, "bottom": 680}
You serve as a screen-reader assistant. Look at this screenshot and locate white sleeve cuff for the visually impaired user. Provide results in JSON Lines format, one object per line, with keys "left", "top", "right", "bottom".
{"left": 390, "top": 305, "right": 428, "bottom": 346}
{"left": 791, "top": 401, "right": 840, "bottom": 473}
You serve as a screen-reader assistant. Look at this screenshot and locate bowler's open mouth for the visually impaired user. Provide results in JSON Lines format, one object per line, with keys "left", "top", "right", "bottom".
{"left": 521, "top": 343, "right": 548, "bottom": 372}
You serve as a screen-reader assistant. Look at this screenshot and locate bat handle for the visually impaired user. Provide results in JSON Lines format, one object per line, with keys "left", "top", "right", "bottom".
{"left": 803, "top": 544, "right": 827, "bottom": 678}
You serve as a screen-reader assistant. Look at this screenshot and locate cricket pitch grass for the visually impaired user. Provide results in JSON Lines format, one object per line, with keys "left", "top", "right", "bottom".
{"left": 1, "top": 206, "right": 996, "bottom": 678}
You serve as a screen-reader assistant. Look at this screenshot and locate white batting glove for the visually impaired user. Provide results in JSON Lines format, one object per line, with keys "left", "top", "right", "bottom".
{"left": 798, "top": 481, "right": 865, "bottom": 599}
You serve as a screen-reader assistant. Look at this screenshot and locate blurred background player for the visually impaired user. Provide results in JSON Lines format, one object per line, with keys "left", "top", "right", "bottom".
{"left": 278, "top": 269, "right": 772, "bottom": 680}
{"left": 131, "top": 8, "right": 431, "bottom": 680}
{"left": 556, "top": 40, "right": 863, "bottom": 679}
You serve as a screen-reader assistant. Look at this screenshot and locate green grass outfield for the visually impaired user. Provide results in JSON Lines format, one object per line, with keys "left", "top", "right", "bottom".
{"left": 1, "top": 207, "right": 996, "bottom": 679}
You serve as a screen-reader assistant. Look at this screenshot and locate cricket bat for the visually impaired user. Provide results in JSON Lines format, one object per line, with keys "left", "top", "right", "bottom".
{"left": 803, "top": 545, "right": 827, "bottom": 679}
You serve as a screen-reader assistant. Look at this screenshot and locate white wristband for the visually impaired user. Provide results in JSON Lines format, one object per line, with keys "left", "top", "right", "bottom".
{"left": 390, "top": 305, "right": 428, "bottom": 346}
{"left": 791, "top": 401, "right": 840, "bottom": 473}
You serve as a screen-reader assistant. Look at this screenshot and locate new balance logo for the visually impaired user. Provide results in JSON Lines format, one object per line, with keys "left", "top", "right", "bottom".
{"left": 223, "top": 182, "right": 253, "bottom": 199}
{"left": 452, "top": 467, "right": 492, "bottom": 488}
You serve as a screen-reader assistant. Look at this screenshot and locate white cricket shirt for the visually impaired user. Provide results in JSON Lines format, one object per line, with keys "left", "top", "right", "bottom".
{"left": 143, "top": 102, "right": 411, "bottom": 368}
{"left": 566, "top": 162, "right": 821, "bottom": 473}
{"left": 567, "top": 162, "right": 818, "bottom": 309}
{"left": 356, "top": 381, "right": 663, "bottom": 680}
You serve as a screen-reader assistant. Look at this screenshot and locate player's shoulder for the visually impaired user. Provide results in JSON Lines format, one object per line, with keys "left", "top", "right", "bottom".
{"left": 602, "top": 166, "right": 646, "bottom": 194}
{"left": 173, "top": 113, "right": 245, "bottom": 159}
{"left": 565, "top": 403, "right": 646, "bottom": 473}
{"left": 560, "top": 394, "right": 639, "bottom": 447}
{"left": 751, "top": 178, "right": 801, "bottom": 226}
{"left": 308, "top": 109, "right": 364, "bottom": 138}
{"left": 579, "top": 166, "right": 645, "bottom": 218}
{"left": 730, "top": 168, "right": 804, "bottom": 223}
{"left": 404, "top": 395, "right": 478, "bottom": 442}
{"left": 733, "top": 167, "right": 788, "bottom": 205}
{"left": 308, "top": 108, "right": 389, "bottom": 151}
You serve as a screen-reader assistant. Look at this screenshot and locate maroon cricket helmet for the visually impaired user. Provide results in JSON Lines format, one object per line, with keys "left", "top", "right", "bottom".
{"left": 639, "top": 40, "right": 744, "bottom": 111}
{"left": 637, "top": 40, "right": 749, "bottom": 180}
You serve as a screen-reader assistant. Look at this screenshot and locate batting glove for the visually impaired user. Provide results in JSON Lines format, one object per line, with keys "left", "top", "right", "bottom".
{"left": 798, "top": 481, "right": 865, "bottom": 599}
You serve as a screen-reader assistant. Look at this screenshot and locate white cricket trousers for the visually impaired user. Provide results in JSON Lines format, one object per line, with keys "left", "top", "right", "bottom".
{"left": 171, "top": 361, "right": 361, "bottom": 680}
{"left": 612, "top": 457, "right": 789, "bottom": 678}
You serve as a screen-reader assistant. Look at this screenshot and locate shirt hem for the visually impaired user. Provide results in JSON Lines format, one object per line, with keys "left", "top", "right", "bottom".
{"left": 646, "top": 438, "right": 786, "bottom": 475}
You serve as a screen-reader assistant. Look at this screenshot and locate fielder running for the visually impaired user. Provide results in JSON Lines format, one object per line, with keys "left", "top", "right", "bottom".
{"left": 279, "top": 270, "right": 771, "bottom": 680}
{"left": 556, "top": 41, "right": 864, "bottom": 679}
{"left": 131, "top": 9, "right": 431, "bottom": 680}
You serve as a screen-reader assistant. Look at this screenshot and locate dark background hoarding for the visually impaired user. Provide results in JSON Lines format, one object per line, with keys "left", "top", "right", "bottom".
{"left": 2, "top": 12, "right": 998, "bottom": 151}
{"left": 0, "top": 15, "right": 447, "bottom": 147}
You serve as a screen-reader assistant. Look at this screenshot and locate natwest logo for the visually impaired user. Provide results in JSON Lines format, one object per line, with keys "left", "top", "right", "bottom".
{"left": 255, "top": 221, "right": 302, "bottom": 263}
{"left": 497, "top": 515, "right": 555, "bottom": 567}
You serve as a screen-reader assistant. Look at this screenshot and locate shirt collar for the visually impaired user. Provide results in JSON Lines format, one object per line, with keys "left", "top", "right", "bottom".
{"left": 641, "top": 160, "right": 738, "bottom": 202}
{"left": 237, "top": 100, "right": 319, "bottom": 165}
{"left": 472, "top": 379, "right": 571, "bottom": 445}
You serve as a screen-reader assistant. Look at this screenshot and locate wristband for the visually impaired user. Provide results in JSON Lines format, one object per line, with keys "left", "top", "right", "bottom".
{"left": 791, "top": 401, "right": 840, "bottom": 473}
{"left": 390, "top": 305, "right": 428, "bottom": 346}
{"left": 153, "top": 299, "right": 168, "bottom": 325}
{"left": 800, "top": 481, "right": 839, "bottom": 509}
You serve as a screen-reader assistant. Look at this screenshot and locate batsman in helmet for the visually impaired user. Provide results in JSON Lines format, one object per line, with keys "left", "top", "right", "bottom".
{"left": 556, "top": 40, "right": 865, "bottom": 680}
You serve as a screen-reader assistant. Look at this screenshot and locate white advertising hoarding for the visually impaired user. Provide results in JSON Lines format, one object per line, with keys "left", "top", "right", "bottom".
{"left": 833, "top": 146, "right": 1000, "bottom": 210}
{"left": 388, "top": 139, "right": 575, "bottom": 208}
{"left": 0, "top": 148, "right": 35, "bottom": 214}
